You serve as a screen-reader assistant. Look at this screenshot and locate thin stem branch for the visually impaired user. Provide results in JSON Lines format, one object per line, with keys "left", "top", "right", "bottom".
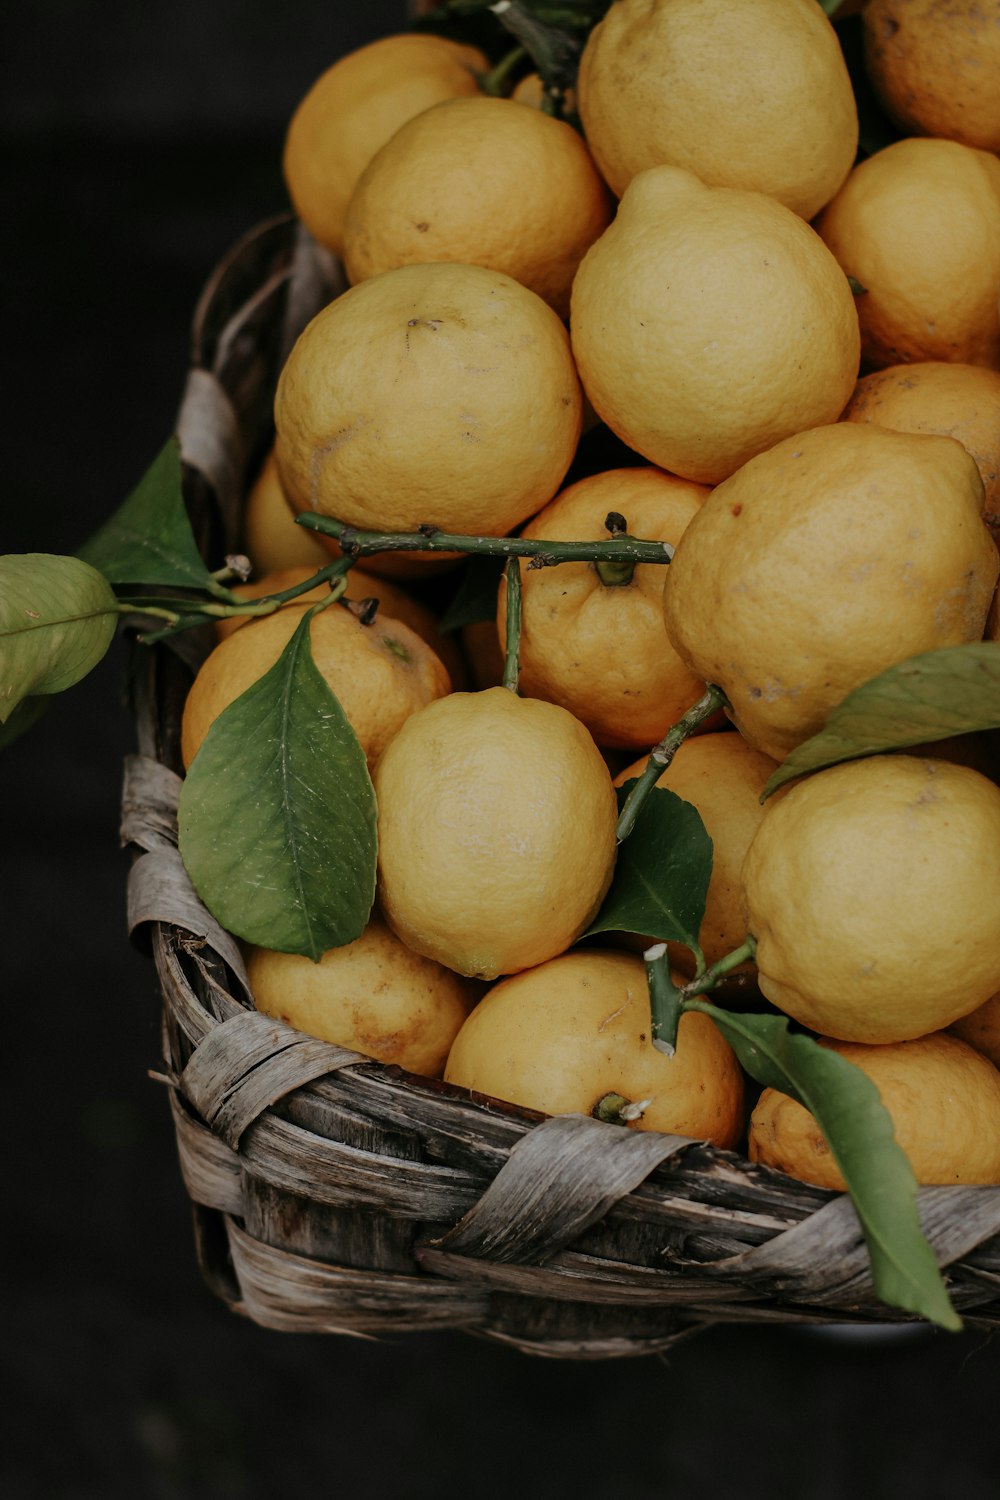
{"left": 680, "top": 935, "right": 758, "bottom": 1000}
{"left": 616, "top": 684, "right": 728, "bottom": 842}
{"left": 298, "top": 514, "right": 675, "bottom": 569}
{"left": 128, "top": 557, "right": 356, "bottom": 643}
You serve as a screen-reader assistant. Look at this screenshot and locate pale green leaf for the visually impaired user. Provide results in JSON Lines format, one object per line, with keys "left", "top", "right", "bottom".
{"left": 0, "top": 553, "right": 118, "bottom": 722}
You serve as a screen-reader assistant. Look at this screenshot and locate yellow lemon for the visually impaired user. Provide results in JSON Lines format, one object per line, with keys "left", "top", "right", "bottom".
{"left": 662, "top": 423, "right": 997, "bottom": 761}
{"left": 181, "top": 602, "right": 449, "bottom": 773}
{"left": 282, "top": 33, "right": 488, "bottom": 257}
{"left": 817, "top": 136, "right": 1000, "bottom": 370}
{"left": 374, "top": 687, "right": 618, "bottom": 979}
{"left": 749, "top": 1033, "right": 1000, "bottom": 1189}
{"left": 496, "top": 467, "right": 709, "bottom": 749}
{"left": 342, "top": 95, "right": 612, "bottom": 319}
{"left": 570, "top": 166, "right": 860, "bottom": 484}
{"left": 274, "top": 261, "right": 582, "bottom": 545}
{"left": 839, "top": 362, "right": 1000, "bottom": 546}
{"left": 742, "top": 755, "right": 1000, "bottom": 1044}
{"left": 445, "top": 948, "right": 744, "bottom": 1146}
{"left": 247, "top": 914, "right": 474, "bottom": 1078}
{"left": 862, "top": 0, "right": 1000, "bottom": 154}
{"left": 577, "top": 0, "right": 857, "bottom": 218}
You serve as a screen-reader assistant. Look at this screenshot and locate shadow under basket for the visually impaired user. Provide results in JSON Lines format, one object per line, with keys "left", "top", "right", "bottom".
{"left": 121, "top": 213, "right": 1000, "bottom": 1359}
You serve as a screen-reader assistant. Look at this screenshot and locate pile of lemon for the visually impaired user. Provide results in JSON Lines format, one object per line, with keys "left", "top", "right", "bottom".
{"left": 182, "top": 0, "right": 1000, "bottom": 1193}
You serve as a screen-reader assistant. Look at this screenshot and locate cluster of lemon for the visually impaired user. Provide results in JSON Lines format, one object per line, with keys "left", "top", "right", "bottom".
{"left": 180, "top": 0, "right": 1000, "bottom": 1191}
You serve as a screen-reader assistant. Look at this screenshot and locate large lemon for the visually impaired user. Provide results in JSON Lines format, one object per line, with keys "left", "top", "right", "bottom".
{"left": 662, "top": 423, "right": 998, "bottom": 761}
{"left": 445, "top": 949, "right": 744, "bottom": 1146}
{"left": 374, "top": 688, "right": 618, "bottom": 980}
{"left": 742, "top": 755, "right": 1000, "bottom": 1044}
{"left": 570, "top": 167, "right": 860, "bottom": 485}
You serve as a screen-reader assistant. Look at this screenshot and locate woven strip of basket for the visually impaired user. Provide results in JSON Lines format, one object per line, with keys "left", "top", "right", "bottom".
{"left": 121, "top": 214, "right": 1000, "bottom": 1357}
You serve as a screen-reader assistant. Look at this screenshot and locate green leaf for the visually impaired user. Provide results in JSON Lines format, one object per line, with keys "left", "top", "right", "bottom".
{"left": 177, "top": 611, "right": 378, "bottom": 959}
{"left": 686, "top": 1003, "right": 961, "bottom": 1331}
{"left": 78, "top": 437, "right": 214, "bottom": 591}
{"left": 438, "top": 554, "right": 505, "bottom": 633}
{"left": 763, "top": 642, "right": 1000, "bottom": 799}
{"left": 0, "top": 553, "right": 119, "bottom": 722}
{"left": 587, "top": 783, "right": 713, "bottom": 956}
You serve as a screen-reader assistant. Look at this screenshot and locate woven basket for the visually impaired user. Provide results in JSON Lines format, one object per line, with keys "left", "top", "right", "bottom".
{"left": 122, "top": 214, "right": 1000, "bottom": 1357}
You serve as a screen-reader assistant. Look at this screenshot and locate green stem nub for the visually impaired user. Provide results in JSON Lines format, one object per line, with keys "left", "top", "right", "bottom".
{"left": 594, "top": 510, "right": 636, "bottom": 587}
{"left": 593, "top": 1092, "right": 651, "bottom": 1125}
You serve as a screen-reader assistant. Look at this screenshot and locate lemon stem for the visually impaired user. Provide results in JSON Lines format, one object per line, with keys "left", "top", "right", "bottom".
{"left": 594, "top": 510, "right": 637, "bottom": 587}
{"left": 502, "top": 556, "right": 522, "bottom": 693}
{"left": 644, "top": 942, "right": 684, "bottom": 1056}
{"left": 593, "top": 1092, "right": 634, "bottom": 1125}
{"left": 299, "top": 514, "right": 676, "bottom": 569}
{"left": 616, "top": 684, "right": 728, "bottom": 841}
{"left": 680, "top": 935, "right": 758, "bottom": 1000}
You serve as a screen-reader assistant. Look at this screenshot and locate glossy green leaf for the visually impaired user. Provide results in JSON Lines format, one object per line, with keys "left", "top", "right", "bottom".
{"left": 78, "top": 436, "right": 213, "bottom": 590}
{"left": 586, "top": 783, "right": 713, "bottom": 957}
{"left": 177, "top": 611, "right": 377, "bottom": 959}
{"left": 687, "top": 1002, "right": 961, "bottom": 1331}
{"left": 763, "top": 643, "right": 1000, "bottom": 799}
{"left": 0, "top": 553, "right": 118, "bottom": 722}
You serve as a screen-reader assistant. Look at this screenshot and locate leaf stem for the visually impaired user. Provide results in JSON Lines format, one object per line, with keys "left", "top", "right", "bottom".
{"left": 679, "top": 935, "right": 758, "bottom": 999}
{"left": 298, "top": 514, "right": 675, "bottom": 569}
{"left": 502, "top": 557, "right": 522, "bottom": 694}
{"left": 130, "top": 558, "right": 356, "bottom": 642}
{"left": 616, "top": 684, "right": 728, "bottom": 841}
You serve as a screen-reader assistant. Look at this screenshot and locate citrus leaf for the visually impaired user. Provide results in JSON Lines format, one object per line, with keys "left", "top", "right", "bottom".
{"left": 763, "top": 643, "right": 1000, "bottom": 799}
{"left": 586, "top": 783, "right": 713, "bottom": 952}
{"left": 78, "top": 436, "right": 214, "bottom": 591}
{"left": 686, "top": 1003, "right": 961, "bottom": 1332}
{"left": 177, "top": 612, "right": 377, "bottom": 959}
{"left": 0, "top": 553, "right": 119, "bottom": 722}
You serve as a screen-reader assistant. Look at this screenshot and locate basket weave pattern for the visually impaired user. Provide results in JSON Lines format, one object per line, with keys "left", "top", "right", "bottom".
{"left": 122, "top": 216, "right": 1000, "bottom": 1356}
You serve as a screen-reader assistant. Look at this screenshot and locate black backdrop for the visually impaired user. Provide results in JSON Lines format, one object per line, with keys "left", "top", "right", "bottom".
{"left": 4, "top": 4, "right": 1000, "bottom": 1496}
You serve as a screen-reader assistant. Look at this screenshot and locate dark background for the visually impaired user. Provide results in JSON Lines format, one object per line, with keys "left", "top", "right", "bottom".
{"left": 4, "top": 4, "right": 1000, "bottom": 1496}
